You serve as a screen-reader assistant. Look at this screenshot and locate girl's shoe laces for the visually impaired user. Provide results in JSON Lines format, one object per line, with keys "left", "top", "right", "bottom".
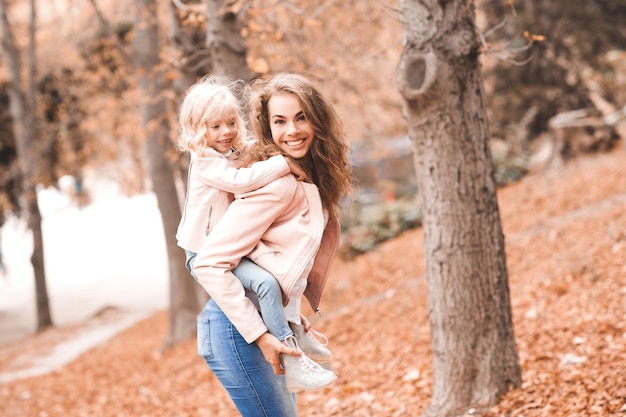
{"left": 288, "top": 336, "right": 326, "bottom": 371}
{"left": 298, "top": 351, "right": 326, "bottom": 371}
{"left": 307, "top": 328, "right": 329, "bottom": 346}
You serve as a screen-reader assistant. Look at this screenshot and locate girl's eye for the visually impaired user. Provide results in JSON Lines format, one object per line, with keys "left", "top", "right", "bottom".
{"left": 273, "top": 119, "right": 285, "bottom": 125}
{"left": 297, "top": 115, "right": 306, "bottom": 122}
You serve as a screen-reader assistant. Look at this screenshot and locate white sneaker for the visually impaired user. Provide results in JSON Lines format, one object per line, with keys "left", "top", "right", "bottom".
{"left": 289, "top": 323, "right": 333, "bottom": 362}
{"left": 281, "top": 336, "right": 337, "bottom": 393}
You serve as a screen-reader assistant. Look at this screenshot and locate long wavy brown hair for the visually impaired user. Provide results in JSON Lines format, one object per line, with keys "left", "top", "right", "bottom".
{"left": 246, "top": 73, "right": 354, "bottom": 216}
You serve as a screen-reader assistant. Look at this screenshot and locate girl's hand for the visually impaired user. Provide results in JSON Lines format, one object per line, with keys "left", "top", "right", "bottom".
{"left": 285, "top": 157, "right": 309, "bottom": 182}
{"left": 300, "top": 314, "right": 312, "bottom": 332}
{"left": 256, "top": 332, "right": 300, "bottom": 375}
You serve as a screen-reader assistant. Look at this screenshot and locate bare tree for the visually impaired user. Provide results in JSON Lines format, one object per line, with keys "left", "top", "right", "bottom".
{"left": 168, "top": 0, "right": 210, "bottom": 93}
{"left": 396, "top": 1, "right": 521, "bottom": 415}
{"left": 168, "top": 0, "right": 252, "bottom": 87}
{"left": 0, "top": 0, "right": 52, "bottom": 331}
{"left": 133, "top": 0, "right": 201, "bottom": 348}
{"left": 205, "top": 0, "right": 252, "bottom": 80}
{"left": 87, "top": 0, "right": 256, "bottom": 347}
{"left": 167, "top": 0, "right": 211, "bottom": 195}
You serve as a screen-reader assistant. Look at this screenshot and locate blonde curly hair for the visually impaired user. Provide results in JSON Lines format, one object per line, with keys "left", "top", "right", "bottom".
{"left": 178, "top": 75, "right": 250, "bottom": 157}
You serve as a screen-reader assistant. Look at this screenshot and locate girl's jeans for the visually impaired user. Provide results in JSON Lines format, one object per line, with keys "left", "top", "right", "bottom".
{"left": 185, "top": 250, "right": 293, "bottom": 341}
{"left": 198, "top": 299, "right": 298, "bottom": 416}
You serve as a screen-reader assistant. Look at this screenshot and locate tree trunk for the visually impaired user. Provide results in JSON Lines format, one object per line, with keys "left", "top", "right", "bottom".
{"left": 0, "top": 0, "right": 53, "bottom": 330}
{"left": 396, "top": 1, "right": 521, "bottom": 416}
{"left": 205, "top": 0, "right": 252, "bottom": 80}
{"left": 27, "top": 190, "right": 52, "bottom": 330}
{"left": 134, "top": 0, "right": 201, "bottom": 348}
{"left": 167, "top": 1, "right": 209, "bottom": 308}
{"left": 167, "top": 0, "right": 209, "bottom": 92}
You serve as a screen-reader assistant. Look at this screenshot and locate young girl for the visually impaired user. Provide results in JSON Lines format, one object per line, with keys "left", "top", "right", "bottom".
{"left": 192, "top": 73, "right": 353, "bottom": 415}
{"left": 175, "top": 75, "right": 335, "bottom": 393}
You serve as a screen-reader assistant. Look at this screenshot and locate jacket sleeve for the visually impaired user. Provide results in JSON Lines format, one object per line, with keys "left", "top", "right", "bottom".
{"left": 193, "top": 154, "right": 290, "bottom": 194}
{"left": 304, "top": 214, "right": 341, "bottom": 312}
{"left": 192, "top": 176, "right": 297, "bottom": 343}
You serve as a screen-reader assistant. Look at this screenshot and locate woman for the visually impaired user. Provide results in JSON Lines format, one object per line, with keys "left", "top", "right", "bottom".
{"left": 192, "top": 73, "right": 353, "bottom": 416}
{"left": 176, "top": 75, "right": 335, "bottom": 393}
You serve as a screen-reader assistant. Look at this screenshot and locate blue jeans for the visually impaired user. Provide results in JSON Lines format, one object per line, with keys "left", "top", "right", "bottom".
{"left": 185, "top": 251, "right": 293, "bottom": 341}
{"left": 198, "top": 299, "right": 298, "bottom": 416}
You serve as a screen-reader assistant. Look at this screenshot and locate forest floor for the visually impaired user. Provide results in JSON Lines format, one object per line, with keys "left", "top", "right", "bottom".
{"left": 0, "top": 147, "right": 625, "bottom": 416}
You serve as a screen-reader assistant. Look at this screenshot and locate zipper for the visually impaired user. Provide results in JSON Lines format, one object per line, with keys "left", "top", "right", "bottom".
{"left": 252, "top": 251, "right": 283, "bottom": 262}
{"left": 205, "top": 206, "right": 213, "bottom": 236}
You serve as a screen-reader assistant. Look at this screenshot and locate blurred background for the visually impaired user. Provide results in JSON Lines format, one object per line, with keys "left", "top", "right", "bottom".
{"left": 0, "top": 0, "right": 624, "bottom": 343}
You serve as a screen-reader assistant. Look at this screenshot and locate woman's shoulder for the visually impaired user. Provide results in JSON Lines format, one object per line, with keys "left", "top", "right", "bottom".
{"left": 232, "top": 175, "right": 296, "bottom": 212}
{"left": 233, "top": 174, "right": 297, "bottom": 202}
{"left": 262, "top": 174, "right": 298, "bottom": 195}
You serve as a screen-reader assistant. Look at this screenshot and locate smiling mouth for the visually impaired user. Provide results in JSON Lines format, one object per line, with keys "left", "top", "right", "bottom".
{"left": 285, "top": 139, "right": 306, "bottom": 146}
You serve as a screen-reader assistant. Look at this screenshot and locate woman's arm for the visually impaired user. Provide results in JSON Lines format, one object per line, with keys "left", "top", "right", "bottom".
{"left": 193, "top": 176, "right": 298, "bottom": 343}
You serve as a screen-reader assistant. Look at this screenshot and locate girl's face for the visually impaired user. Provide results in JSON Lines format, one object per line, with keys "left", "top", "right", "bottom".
{"left": 205, "top": 109, "right": 238, "bottom": 154}
{"left": 267, "top": 93, "right": 315, "bottom": 160}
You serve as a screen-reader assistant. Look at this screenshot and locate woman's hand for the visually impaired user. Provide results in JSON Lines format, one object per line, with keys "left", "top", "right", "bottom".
{"left": 256, "top": 332, "right": 301, "bottom": 375}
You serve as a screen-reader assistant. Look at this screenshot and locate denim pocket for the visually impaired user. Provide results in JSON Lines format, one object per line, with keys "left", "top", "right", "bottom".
{"left": 197, "top": 314, "right": 213, "bottom": 359}
{"left": 184, "top": 251, "right": 199, "bottom": 282}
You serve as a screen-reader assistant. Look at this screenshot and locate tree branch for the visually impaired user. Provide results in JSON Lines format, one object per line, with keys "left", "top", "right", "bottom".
{"left": 86, "top": 0, "right": 133, "bottom": 64}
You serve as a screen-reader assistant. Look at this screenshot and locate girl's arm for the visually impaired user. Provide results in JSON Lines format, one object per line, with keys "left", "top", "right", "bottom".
{"left": 193, "top": 153, "right": 290, "bottom": 194}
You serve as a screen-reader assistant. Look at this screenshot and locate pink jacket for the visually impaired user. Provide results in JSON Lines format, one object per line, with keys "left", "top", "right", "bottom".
{"left": 176, "top": 149, "right": 290, "bottom": 253}
{"left": 193, "top": 175, "right": 340, "bottom": 343}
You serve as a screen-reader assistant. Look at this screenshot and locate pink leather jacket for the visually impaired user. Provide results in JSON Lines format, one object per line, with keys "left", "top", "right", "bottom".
{"left": 176, "top": 149, "right": 290, "bottom": 253}
{"left": 193, "top": 175, "right": 340, "bottom": 343}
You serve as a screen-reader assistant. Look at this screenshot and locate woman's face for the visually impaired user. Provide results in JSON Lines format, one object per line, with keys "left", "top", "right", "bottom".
{"left": 267, "top": 93, "right": 315, "bottom": 159}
